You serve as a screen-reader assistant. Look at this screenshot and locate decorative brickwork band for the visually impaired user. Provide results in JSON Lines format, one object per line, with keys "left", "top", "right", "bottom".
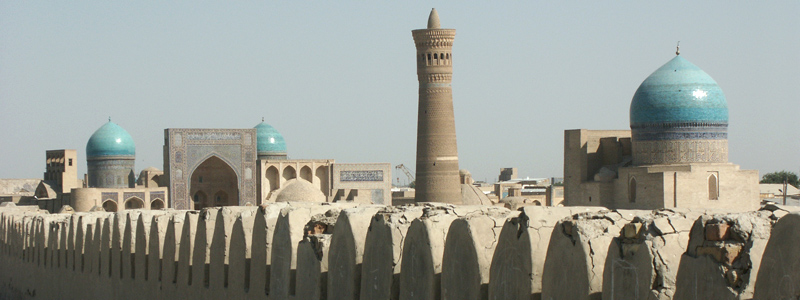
{"left": 412, "top": 29, "right": 456, "bottom": 48}
{"left": 632, "top": 121, "right": 728, "bottom": 141}
{"left": 632, "top": 139, "right": 728, "bottom": 165}
{"left": 122, "top": 192, "right": 145, "bottom": 201}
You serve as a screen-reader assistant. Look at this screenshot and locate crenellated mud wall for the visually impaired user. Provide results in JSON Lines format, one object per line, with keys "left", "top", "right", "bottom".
{"left": 0, "top": 202, "right": 796, "bottom": 300}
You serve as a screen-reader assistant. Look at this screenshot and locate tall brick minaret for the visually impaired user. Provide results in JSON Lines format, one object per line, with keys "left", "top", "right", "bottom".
{"left": 412, "top": 9, "right": 461, "bottom": 204}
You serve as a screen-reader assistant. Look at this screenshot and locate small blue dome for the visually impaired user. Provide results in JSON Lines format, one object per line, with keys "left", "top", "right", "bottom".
{"left": 255, "top": 122, "right": 286, "bottom": 155}
{"left": 86, "top": 121, "right": 136, "bottom": 158}
{"left": 630, "top": 56, "right": 728, "bottom": 127}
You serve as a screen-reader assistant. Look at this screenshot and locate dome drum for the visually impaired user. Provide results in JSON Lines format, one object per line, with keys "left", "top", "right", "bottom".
{"left": 631, "top": 122, "right": 728, "bottom": 142}
{"left": 632, "top": 139, "right": 728, "bottom": 165}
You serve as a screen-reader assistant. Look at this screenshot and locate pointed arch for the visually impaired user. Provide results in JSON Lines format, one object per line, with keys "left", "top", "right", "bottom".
{"left": 190, "top": 155, "right": 240, "bottom": 210}
{"left": 150, "top": 199, "right": 165, "bottom": 210}
{"left": 266, "top": 166, "right": 280, "bottom": 192}
{"left": 214, "top": 190, "right": 234, "bottom": 206}
{"left": 282, "top": 166, "right": 296, "bottom": 181}
{"left": 708, "top": 173, "right": 719, "bottom": 200}
{"left": 193, "top": 191, "right": 208, "bottom": 207}
{"left": 315, "top": 166, "right": 328, "bottom": 196}
{"left": 102, "top": 200, "right": 118, "bottom": 212}
{"left": 124, "top": 197, "right": 144, "bottom": 209}
{"left": 300, "top": 166, "right": 313, "bottom": 182}
{"left": 188, "top": 153, "right": 241, "bottom": 179}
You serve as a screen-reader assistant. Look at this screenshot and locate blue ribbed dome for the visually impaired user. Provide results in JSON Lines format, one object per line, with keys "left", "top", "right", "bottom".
{"left": 630, "top": 56, "right": 728, "bottom": 127}
{"left": 255, "top": 122, "right": 286, "bottom": 155}
{"left": 86, "top": 121, "right": 135, "bottom": 158}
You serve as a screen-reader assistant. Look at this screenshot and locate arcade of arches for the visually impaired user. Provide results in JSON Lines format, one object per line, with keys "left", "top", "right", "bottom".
{"left": 258, "top": 161, "right": 391, "bottom": 205}
{"left": 190, "top": 156, "right": 240, "bottom": 210}
{"left": 262, "top": 163, "right": 330, "bottom": 201}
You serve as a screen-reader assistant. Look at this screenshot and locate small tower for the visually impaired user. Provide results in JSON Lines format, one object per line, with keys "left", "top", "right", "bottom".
{"left": 412, "top": 9, "right": 462, "bottom": 204}
{"left": 44, "top": 149, "right": 79, "bottom": 194}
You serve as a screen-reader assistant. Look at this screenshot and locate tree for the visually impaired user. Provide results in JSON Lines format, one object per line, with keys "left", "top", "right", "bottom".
{"left": 409, "top": 180, "right": 415, "bottom": 189}
{"left": 760, "top": 171, "right": 799, "bottom": 188}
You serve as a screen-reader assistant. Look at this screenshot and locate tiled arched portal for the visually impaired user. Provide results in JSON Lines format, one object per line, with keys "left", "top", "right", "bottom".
{"left": 164, "top": 128, "right": 257, "bottom": 210}
{"left": 190, "top": 156, "right": 240, "bottom": 209}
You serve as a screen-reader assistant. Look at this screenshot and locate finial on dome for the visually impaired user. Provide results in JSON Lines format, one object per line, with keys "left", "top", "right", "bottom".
{"left": 262, "top": 117, "right": 264, "bottom": 122}
{"left": 427, "top": 8, "right": 440, "bottom": 29}
{"left": 676, "top": 41, "right": 680, "bottom": 56}
{"left": 108, "top": 116, "right": 111, "bottom": 122}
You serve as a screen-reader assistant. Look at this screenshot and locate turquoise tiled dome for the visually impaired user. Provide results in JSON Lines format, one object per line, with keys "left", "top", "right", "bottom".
{"left": 630, "top": 55, "right": 728, "bottom": 127}
{"left": 86, "top": 121, "right": 136, "bottom": 158}
{"left": 255, "top": 122, "right": 286, "bottom": 156}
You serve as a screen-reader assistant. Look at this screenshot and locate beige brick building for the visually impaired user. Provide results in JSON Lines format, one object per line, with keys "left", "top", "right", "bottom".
{"left": 564, "top": 53, "right": 759, "bottom": 211}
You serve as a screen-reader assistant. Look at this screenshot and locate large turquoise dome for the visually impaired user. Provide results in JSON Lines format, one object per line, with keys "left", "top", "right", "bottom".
{"left": 630, "top": 55, "right": 728, "bottom": 128}
{"left": 255, "top": 121, "right": 286, "bottom": 156}
{"left": 629, "top": 55, "right": 730, "bottom": 165}
{"left": 86, "top": 121, "right": 136, "bottom": 158}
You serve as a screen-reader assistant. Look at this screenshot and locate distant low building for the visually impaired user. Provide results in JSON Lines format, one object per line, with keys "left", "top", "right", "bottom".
{"left": 760, "top": 183, "right": 800, "bottom": 205}
{"left": 495, "top": 176, "right": 564, "bottom": 209}
{"left": 0, "top": 178, "right": 40, "bottom": 205}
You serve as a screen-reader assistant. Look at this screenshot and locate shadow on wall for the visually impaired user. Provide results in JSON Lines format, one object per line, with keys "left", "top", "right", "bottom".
{"left": 0, "top": 203, "right": 794, "bottom": 300}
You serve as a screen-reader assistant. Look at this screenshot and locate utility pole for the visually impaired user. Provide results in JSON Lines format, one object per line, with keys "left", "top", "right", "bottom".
{"left": 784, "top": 179, "right": 788, "bottom": 205}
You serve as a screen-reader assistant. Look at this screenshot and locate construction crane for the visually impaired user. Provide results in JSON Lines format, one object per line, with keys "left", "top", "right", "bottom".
{"left": 395, "top": 164, "right": 414, "bottom": 186}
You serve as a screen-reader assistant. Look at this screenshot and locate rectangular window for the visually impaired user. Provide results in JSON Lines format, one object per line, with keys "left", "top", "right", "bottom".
{"left": 68, "top": 159, "right": 73, "bottom": 166}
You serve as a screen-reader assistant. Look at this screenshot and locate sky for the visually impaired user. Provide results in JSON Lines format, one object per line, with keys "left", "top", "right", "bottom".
{"left": 1, "top": 1, "right": 798, "bottom": 185}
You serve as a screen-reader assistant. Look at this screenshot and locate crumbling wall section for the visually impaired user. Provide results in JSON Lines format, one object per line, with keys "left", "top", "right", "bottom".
{"left": 753, "top": 209, "right": 800, "bottom": 299}
{"left": 673, "top": 210, "right": 774, "bottom": 299}
{"left": 0, "top": 203, "right": 792, "bottom": 300}
{"left": 360, "top": 205, "right": 424, "bottom": 300}
{"left": 601, "top": 208, "right": 700, "bottom": 300}
{"left": 441, "top": 206, "right": 513, "bottom": 300}
{"left": 541, "top": 209, "right": 649, "bottom": 300}
{"left": 488, "top": 206, "right": 605, "bottom": 300}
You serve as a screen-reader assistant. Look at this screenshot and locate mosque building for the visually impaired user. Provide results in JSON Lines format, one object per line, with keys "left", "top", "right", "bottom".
{"left": 32, "top": 121, "right": 169, "bottom": 212}
{"left": 564, "top": 49, "right": 759, "bottom": 211}
{"left": 29, "top": 117, "right": 391, "bottom": 213}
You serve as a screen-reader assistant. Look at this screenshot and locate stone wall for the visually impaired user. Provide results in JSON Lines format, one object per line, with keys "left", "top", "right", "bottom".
{"left": 0, "top": 202, "right": 795, "bottom": 300}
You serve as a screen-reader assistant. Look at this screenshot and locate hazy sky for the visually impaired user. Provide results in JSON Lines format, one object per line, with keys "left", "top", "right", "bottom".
{"left": 1, "top": 1, "right": 798, "bottom": 184}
